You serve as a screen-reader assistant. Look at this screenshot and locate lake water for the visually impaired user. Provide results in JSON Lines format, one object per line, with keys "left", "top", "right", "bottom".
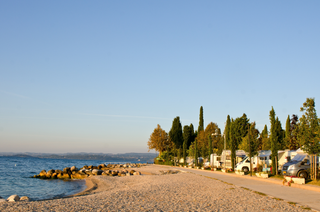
{"left": 0, "top": 156, "right": 139, "bottom": 200}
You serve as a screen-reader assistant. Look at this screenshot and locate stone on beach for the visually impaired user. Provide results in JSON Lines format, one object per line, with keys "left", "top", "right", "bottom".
{"left": 20, "top": 196, "right": 30, "bottom": 201}
{"left": 7, "top": 195, "right": 20, "bottom": 202}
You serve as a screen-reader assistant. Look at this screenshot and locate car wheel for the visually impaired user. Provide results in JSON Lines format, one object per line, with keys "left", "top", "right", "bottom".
{"left": 298, "top": 170, "right": 308, "bottom": 179}
{"left": 242, "top": 167, "right": 249, "bottom": 173}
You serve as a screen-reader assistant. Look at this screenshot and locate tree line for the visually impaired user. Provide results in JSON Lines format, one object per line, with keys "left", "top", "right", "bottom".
{"left": 148, "top": 98, "right": 320, "bottom": 177}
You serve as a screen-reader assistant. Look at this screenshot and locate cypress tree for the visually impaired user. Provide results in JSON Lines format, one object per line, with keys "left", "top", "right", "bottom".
{"left": 195, "top": 139, "right": 198, "bottom": 166}
{"left": 230, "top": 119, "right": 236, "bottom": 170}
{"left": 198, "top": 106, "right": 204, "bottom": 133}
{"left": 169, "top": 117, "right": 183, "bottom": 149}
{"left": 183, "top": 141, "right": 186, "bottom": 166}
{"left": 183, "top": 125, "right": 191, "bottom": 165}
{"left": 285, "top": 115, "right": 290, "bottom": 149}
{"left": 189, "top": 123, "right": 195, "bottom": 149}
{"left": 260, "top": 125, "right": 270, "bottom": 150}
{"left": 208, "top": 135, "right": 212, "bottom": 162}
{"left": 270, "top": 107, "right": 278, "bottom": 175}
{"left": 225, "top": 115, "right": 231, "bottom": 149}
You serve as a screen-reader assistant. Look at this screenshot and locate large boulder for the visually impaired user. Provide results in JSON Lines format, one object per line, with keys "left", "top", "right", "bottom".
{"left": 7, "top": 195, "right": 20, "bottom": 202}
{"left": 71, "top": 173, "right": 87, "bottom": 179}
{"left": 92, "top": 169, "right": 103, "bottom": 175}
{"left": 20, "top": 196, "right": 30, "bottom": 201}
{"left": 70, "top": 166, "right": 77, "bottom": 172}
{"left": 47, "top": 169, "right": 55, "bottom": 175}
{"left": 88, "top": 165, "right": 93, "bottom": 169}
{"left": 51, "top": 173, "right": 58, "bottom": 179}
{"left": 63, "top": 167, "right": 71, "bottom": 173}
{"left": 55, "top": 170, "right": 63, "bottom": 174}
{"left": 39, "top": 170, "right": 47, "bottom": 178}
{"left": 57, "top": 173, "right": 70, "bottom": 179}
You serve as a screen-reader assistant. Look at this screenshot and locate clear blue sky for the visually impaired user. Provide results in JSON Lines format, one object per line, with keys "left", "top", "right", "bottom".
{"left": 1, "top": 1, "right": 319, "bottom": 153}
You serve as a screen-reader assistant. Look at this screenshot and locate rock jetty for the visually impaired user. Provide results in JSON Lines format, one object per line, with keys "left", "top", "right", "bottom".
{"left": 32, "top": 163, "right": 146, "bottom": 180}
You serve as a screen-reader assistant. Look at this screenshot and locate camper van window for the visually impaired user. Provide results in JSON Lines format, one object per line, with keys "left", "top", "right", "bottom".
{"left": 217, "top": 157, "right": 221, "bottom": 161}
{"left": 291, "top": 154, "right": 306, "bottom": 162}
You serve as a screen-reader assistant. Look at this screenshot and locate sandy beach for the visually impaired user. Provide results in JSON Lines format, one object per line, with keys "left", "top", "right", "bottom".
{"left": 0, "top": 165, "right": 306, "bottom": 211}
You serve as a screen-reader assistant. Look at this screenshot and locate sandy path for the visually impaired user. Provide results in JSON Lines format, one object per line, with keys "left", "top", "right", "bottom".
{"left": 0, "top": 165, "right": 306, "bottom": 211}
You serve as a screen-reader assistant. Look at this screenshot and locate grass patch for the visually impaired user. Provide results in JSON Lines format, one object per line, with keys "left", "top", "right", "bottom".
{"left": 254, "top": 191, "right": 267, "bottom": 196}
{"left": 241, "top": 187, "right": 251, "bottom": 191}
{"left": 288, "top": 202, "right": 297, "bottom": 205}
{"left": 269, "top": 175, "right": 284, "bottom": 180}
{"left": 273, "top": 198, "right": 283, "bottom": 201}
{"left": 301, "top": 206, "right": 312, "bottom": 210}
{"left": 222, "top": 182, "right": 234, "bottom": 185}
{"left": 306, "top": 179, "right": 320, "bottom": 186}
{"left": 228, "top": 188, "right": 235, "bottom": 190}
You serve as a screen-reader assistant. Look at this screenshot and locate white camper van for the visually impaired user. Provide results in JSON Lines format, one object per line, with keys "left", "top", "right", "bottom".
{"left": 235, "top": 150, "right": 272, "bottom": 172}
{"left": 210, "top": 150, "right": 246, "bottom": 168}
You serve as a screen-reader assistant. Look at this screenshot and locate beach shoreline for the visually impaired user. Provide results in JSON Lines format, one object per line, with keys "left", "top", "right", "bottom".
{"left": 0, "top": 165, "right": 307, "bottom": 211}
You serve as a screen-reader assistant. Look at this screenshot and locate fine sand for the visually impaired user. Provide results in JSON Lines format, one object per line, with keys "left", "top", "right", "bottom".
{"left": 0, "top": 165, "right": 307, "bottom": 211}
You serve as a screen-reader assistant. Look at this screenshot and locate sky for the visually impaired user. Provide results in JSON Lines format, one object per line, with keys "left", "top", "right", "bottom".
{"left": 0, "top": 1, "right": 319, "bottom": 153}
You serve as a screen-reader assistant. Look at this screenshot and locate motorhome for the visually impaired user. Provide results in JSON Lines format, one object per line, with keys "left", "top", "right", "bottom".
{"left": 235, "top": 150, "right": 272, "bottom": 172}
{"left": 210, "top": 150, "right": 246, "bottom": 168}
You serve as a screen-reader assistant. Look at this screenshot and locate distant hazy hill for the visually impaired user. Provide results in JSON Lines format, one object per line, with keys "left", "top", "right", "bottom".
{"left": 0, "top": 152, "right": 158, "bottom": 163}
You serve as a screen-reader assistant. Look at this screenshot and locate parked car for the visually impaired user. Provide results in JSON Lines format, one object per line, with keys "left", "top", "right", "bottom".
{"left": 281, "top": 154, "right": 315, "bottom": 179}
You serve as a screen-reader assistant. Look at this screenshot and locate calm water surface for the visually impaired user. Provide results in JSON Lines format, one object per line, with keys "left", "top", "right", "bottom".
{"left": 0, "top": 156, "right": 135, "bottom": 200}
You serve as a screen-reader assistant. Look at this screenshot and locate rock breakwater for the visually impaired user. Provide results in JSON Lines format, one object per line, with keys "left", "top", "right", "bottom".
{"left": 32, "top": 163, "right": 146, "bottom": 180}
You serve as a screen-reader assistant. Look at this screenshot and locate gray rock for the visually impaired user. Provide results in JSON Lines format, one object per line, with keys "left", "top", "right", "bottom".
{"left": 7, "top": 195, "right": 20, "bottom": 202}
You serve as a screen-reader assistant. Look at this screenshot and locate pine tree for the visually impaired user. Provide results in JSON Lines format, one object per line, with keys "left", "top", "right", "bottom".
{"left": 198, "top": 106, "right": 204, "bottom": 133}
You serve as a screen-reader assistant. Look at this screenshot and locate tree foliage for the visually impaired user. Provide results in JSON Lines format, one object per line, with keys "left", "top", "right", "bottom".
{"left": 270, "top": 107, "right": 283, "bottom": 175}
{"left": 284, "top": 114, "right": 300, "bottom": 150}
{"left": 148, "top": 124, "right": 173, "bottom": 155}
{"left": 198, "top": 106, "right": 204, "bottom": 133}
{"left": 259, "top": 125, "right": 270, "bottom": 150}
{"left": 225, "top": 115, "right": 231, "bottom": 149}
{"left": 169, "top": 116, "right": 183, "bottom": 149}
{"left": 239, "top": 122, "right": 260, "bottom": 157}
{"left": 297, "top": 98, "right": 320, "bottom": 154}
{"left": 229, "top": 113, "right": 249, "bottom": 170}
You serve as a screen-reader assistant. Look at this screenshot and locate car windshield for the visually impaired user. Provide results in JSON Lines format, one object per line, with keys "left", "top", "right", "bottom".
{"left": 291, "top": 154, "right": 306, "bottom": 162}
